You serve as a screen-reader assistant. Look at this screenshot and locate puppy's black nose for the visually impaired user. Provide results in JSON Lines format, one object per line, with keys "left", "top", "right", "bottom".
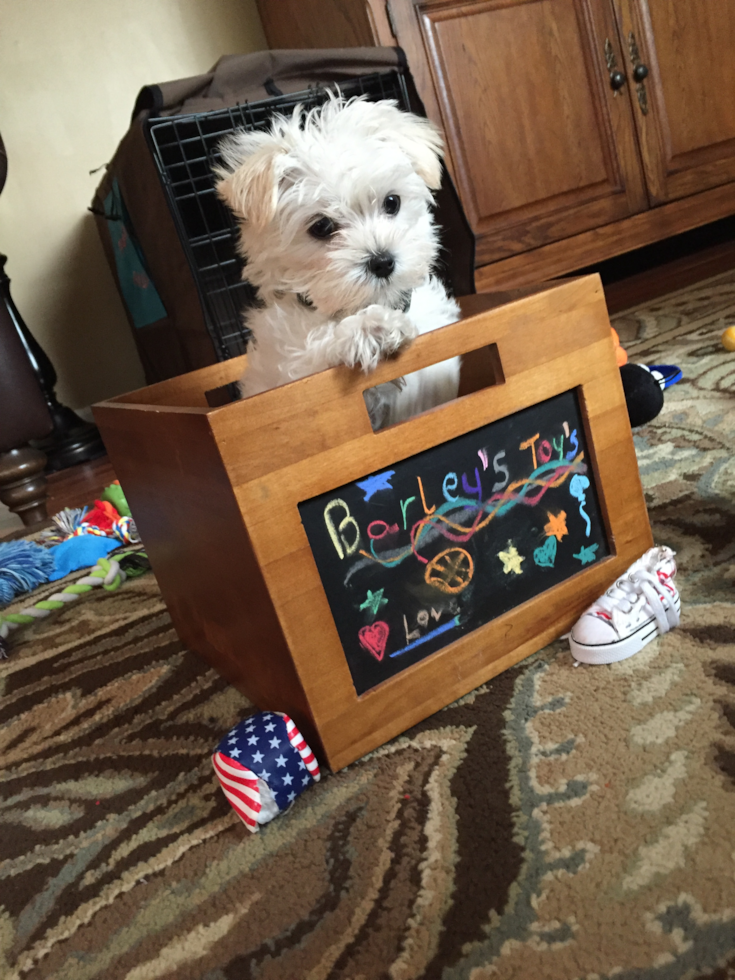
{"left": 367, "top": 252, "right": 395, "bottom": 279}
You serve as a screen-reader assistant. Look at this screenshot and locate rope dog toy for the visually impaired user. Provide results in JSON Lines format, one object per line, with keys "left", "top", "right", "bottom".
{"left": 0, "top": 551, "right": 149, "bottom": 657}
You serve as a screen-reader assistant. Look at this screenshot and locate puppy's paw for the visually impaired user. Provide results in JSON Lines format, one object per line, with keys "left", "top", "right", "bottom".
{"left": 335, "top": 305, "right": 418, "bottom": 373}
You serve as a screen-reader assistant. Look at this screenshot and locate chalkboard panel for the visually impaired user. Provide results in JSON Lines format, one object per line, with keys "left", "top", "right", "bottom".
{"left": 298, "top": 388, "right": 610, "bottom": 695}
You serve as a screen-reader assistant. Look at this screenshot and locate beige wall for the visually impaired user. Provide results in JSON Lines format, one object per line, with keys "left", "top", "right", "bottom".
{"left": 0, "top": 0, "right": 265, "bottom": 409}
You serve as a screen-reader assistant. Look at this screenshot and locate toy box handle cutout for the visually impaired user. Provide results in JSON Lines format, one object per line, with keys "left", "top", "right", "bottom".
{"left": 362, "top": 342, "right": 506, "bottom": 432}
{"left": 205, "top": 381, "right": 243, "bottom": 407}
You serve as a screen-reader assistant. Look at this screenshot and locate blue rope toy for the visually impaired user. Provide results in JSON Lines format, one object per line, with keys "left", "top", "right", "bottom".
{"left": 0, "top": 540, "right": 56, "bottom": 605}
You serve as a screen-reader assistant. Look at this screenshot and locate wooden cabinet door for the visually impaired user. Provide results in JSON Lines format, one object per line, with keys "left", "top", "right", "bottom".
{"left": 615, "top": 0, "right": 735, "bottom": 203}
{"left": 388, "top": 0, "right": 649, "bottom": 265}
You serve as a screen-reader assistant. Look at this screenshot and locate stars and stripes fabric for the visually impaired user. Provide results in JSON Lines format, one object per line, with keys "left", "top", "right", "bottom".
{"left": 284, "top": 715, "right": 320, "bottom": 781}
{"left": 211, "top": 751, "right": 261, "bottom": 831}
{"left": 212, "top": 712, "right": 320, "bottom": 833}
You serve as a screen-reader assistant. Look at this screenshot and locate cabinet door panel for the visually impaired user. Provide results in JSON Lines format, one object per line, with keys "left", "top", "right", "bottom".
{"left": 390, "top": 0, "right": 648, "bottom": 263}
{"left": 618, "top": 0, "right": 735, "bottom": 202}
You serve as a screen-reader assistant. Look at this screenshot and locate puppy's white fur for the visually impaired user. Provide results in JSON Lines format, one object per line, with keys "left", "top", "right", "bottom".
{"left": 215, "top": 96, "right": 460, "bottom": 428}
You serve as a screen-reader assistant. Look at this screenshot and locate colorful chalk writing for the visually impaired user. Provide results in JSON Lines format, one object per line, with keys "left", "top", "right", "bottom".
{"left": 367, "top": 521, "right": 399, "bottom": 540}
{"left": 519, "top": 433, "right": 541, "bottom": 470}
{"left": 403, "top": 614, "right": 420, "bottom": 643}
{"left": 492, "top": 451, "right": 509, "bottom": 491}
{"left": 565, "top": 429, "right": 579, "bottom": 461}
{"left": 538, "top": 439, "right": 553, "bottom": 464}
{"left": 323, "top": 499, "right": 360, "bottom": 559}
{"left": 400, "top": 496, "right": 416, "bottom": 529}
{"left": 417, "top": 476, "right": 436, "bottom": 516}
{"left": 299, "top": 389, "right": 610, "bottom": 695}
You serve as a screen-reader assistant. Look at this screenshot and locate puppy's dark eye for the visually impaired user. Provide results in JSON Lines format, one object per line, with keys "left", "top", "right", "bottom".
{"left": 308, "top": 215, "right": 337, "bottom": 239}
{"left": 383, "top": 194, "right": 401, "bottom": 216}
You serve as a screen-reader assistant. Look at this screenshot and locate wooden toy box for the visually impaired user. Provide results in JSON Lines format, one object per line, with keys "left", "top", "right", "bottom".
{"left": 94, "top": 277, "right": 651, "bottom": 771}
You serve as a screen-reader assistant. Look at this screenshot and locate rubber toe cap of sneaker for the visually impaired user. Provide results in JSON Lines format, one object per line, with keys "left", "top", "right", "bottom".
{"left": 571, "top": 614, "right": 617, "bottom": 646}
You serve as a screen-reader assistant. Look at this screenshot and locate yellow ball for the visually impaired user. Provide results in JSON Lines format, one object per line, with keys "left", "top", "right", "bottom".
{"left": 723, "top": 326, "right": 735, "bottom": 351}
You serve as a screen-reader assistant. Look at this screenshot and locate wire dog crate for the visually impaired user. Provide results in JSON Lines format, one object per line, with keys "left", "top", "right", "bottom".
{"left": 145, "top": 71, "right": 410, "bottom": 361}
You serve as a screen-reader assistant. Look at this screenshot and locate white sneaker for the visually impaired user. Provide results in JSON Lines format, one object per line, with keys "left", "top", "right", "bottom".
{"left": 569, "top": 546, "right": 680, "bottom": 665}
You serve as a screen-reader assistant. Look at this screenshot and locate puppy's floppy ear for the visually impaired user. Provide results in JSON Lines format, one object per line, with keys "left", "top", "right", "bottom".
{"left": 215, "top": 137, "right": 288, "bottom": 232}
{"left": 384, "top": 111, "right": 444, "bottom": 190}
{"left": 323, "top": 98, "right": 444, "bottom": 189}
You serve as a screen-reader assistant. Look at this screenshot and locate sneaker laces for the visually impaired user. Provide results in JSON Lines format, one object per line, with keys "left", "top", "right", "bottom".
{"left": 594, "top": 568, "right": 679, "bottom": 637}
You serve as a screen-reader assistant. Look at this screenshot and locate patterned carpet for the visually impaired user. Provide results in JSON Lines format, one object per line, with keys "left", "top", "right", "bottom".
{"left": 1, "top": 270, "right": 734, "bottom": 980}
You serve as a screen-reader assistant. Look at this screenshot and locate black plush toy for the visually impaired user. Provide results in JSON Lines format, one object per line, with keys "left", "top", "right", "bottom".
{"left": 620, "top": 363, "right": 665, "bottom": 428}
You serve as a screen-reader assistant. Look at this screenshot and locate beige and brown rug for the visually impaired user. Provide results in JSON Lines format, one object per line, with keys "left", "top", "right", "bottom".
{"left": 1, "top": 270, "right": 734, "bottom": 980}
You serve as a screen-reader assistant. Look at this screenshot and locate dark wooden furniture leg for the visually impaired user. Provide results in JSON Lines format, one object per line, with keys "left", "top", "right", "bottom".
{"left": 0, "top": 254, "right": 106, "bottom": 472}
{"left": 0, "top": 446, "right": 48, "bottom": 526}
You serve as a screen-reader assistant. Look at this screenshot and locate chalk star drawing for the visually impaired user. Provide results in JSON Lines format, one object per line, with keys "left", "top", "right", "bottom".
{"left": 359, "top": 588, "right": 388, "bottom": 617}
{"left": 544, "top": 510, "right": 568, "bottom": 541}
{"left": 356, "top": 469, "right": 395, "bottom": 502}
{"left": 573, "top": 543, "right": 599, "bottom": 565}
{"left": 498, "top": 542, "right": 525, "bottom": 575}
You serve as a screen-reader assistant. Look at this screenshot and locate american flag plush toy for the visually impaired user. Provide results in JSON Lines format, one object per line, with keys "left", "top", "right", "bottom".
{"left": 212, "top": 712, "right": 320, "bottom": 832}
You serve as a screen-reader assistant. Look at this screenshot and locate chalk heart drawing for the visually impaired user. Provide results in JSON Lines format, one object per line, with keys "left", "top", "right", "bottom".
{"left": 534, "top": 535, "right": 557, "bottom": 568}
{"left": 358, "top": 621, "right": 390, "bottom": 661}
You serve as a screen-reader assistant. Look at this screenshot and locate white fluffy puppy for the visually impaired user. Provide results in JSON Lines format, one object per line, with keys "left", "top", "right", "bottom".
{"left": 215, "top": 96, "right": 460, "bottom": 428}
